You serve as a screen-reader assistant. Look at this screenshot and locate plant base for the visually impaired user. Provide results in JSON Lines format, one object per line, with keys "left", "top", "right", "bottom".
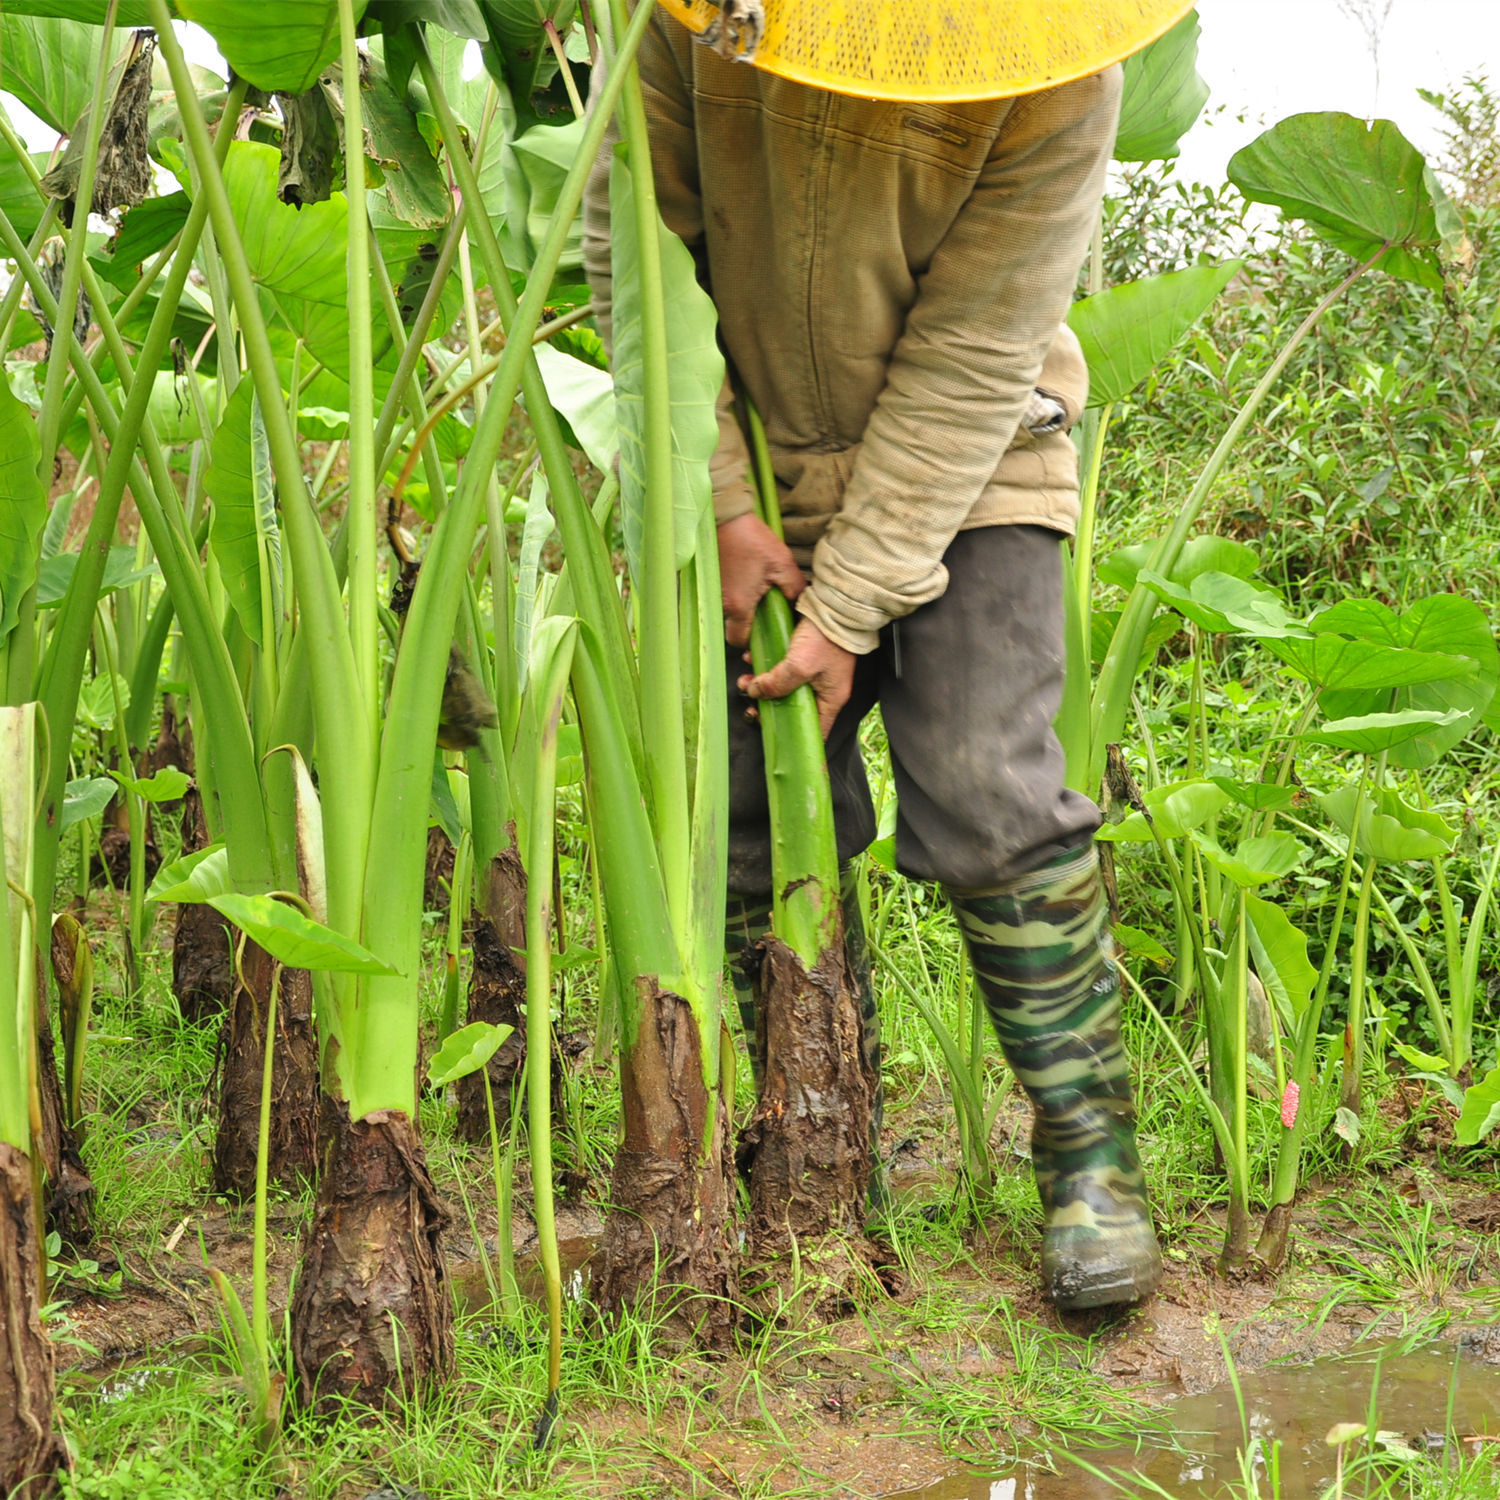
{"left": 291, "top": 1106, "right": 452, "bottom": 1410}
{"left": 1254, "top": 1200, "right": 1293, "bottom": 1271}
{"left": 455, "top": 851, "right": 529, "bottom": 1142}
{"left": 742, "top": 939, "right": 876, "bottom": 1262}
{"left": 598, "top": 981, "right": 737, "bottom": 1345}
{"left": 0, "top": 1144, "right": 66, "bottom": 1498}
{"left": 211, "top": 949, "right": 319, "bottom": 1198}
{"left": 35, "top": 1021, "right": 92, "bottom": 1248}
{"left": 172, "top": 791, "right": 234, "bottom": 1022}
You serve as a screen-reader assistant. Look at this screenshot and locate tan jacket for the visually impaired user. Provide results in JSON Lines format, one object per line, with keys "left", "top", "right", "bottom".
{"left": 582, "top": 17, "right": 1120, "bottom": 654}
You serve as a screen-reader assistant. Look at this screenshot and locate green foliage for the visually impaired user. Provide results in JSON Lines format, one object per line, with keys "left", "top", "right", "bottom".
{"left": 177, "top": 0, "right": 365, "bottom": 93}
{"left": 1114, "top": 7, "right": 1208, "bottom": 163}
{"left": 607, "top": 150, "right": 723, "bottom": 579}
{"left": 1228, "top": 113, "right": 1456, "bottom": 288}
{"left": 0, "top": 371, "right": 46, "bottom": 643}
{"left": 427, "top": 1019, "right": 513, "bottom": 1086}
{"left": 206, "top": 892, "right": 401, "bottom": 974}
{"left": 204, "top": 379, "right": 283, "bottom": 650}
{"left": 1069, "top": 262, "right": 1238, "bottom": 407}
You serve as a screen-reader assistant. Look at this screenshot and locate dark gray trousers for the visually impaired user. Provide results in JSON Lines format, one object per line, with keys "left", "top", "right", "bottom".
{"left": 727, "top": 524, "right": 1100, "bottom": 896}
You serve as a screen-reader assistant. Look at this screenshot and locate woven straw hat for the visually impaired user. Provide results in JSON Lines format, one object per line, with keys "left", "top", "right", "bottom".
{"left": 655, "top": 0, "right": 1194, "bottom": 103}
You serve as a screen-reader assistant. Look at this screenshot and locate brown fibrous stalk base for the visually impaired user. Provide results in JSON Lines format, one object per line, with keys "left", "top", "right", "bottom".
{"left": 211, "top": 949, "right": 319, "bottom": 1199}
{"left": 743, "top": 938, "right": 876, "bottom": 1257}
{"left": 598, "top": 980, "right": 737, "bottom": 1346}
{"left": 35, "top": 1021, "right": 92, "bottom": 1249}
{"left": 0, "top": 1144, "right": 66, "bottom": 1498}
{"left": 291, "top": 1107, "right": 453, "bottom": 1412}
{"left": 172, "top": 790, "right": 234, "bottom": 1023}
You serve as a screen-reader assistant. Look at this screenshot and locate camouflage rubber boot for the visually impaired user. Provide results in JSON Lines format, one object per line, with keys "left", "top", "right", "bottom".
{"left": 947, "top": 846, "right": 1162, "bottom": 1310}
{"left": 725, "top": 866, "right": 887, "bottom": 1209}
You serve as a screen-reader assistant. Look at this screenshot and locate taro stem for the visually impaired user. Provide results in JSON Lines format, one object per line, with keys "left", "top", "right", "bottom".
{"left": 740, "top": 402, "right": 875, "bottom": 1253}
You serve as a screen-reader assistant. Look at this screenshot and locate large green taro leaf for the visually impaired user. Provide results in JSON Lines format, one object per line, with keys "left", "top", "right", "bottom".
{"left": 1099, "top": 534, "right": 1258, "bottom": 594}
{"left": 1314, "top": 596, "right": 1498, "bottom": 768}
{"left": 0, "top": 12, "right": 131, "bottom": 134}
{"left": 1138, "top": 570, "right": 1304, "bottom": 639}
{"left": 179, "top": 0, "right": 367, "bottom": 94}
{"left": 1228, "top": 113, "right": 1452, "bottom": 290}
{"left": 1114, "top": 8, "right": 1208, "bottom": 163}
{"left": 1069, "top": 262, "right": 1238, "bottom": 408}
{"left": 1319, "top": 783, "right": 1458, "bottom": 862}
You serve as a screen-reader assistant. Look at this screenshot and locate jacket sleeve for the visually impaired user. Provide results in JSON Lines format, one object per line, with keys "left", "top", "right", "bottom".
{"left": 581, "top": 21, "right": 755, "bottom": 524}
{"left": 797, "top": 67, "right": 1121, "bottom": 656}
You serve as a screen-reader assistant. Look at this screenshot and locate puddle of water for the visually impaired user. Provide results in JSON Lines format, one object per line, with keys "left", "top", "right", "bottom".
{"left": 893, "top": 1343, "right": 1500, "bottom": 1500}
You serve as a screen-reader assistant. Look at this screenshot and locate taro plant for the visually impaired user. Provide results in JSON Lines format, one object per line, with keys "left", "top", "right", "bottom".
{"left": 0, "top": 703, "right": 69, "bottom": 1495}
{"left": 1074, "top": 112, "right": 1463, "bottom": 798}
{"left": 739, "top": 403, "right": 877, "bottom": 1275}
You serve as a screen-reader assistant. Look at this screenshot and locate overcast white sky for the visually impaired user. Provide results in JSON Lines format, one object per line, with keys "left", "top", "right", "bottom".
{"left": 1176, "top": 0, "right": 1500, "bottom": 183}
{"left": 4, "top": 1, "right": 1500, "bottom": 185}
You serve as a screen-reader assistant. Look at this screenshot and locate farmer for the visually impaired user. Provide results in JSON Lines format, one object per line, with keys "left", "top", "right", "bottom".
{"left": 583, "top": 0, "right": 1189, "bottom": 1309}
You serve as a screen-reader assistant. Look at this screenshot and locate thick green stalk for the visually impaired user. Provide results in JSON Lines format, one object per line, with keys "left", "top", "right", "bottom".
{"left": 348, "top": 1, "right": 660, "bottom": 1117}
{"left": 524, "top": 622, "right": 577, "bottom": 1417}
{"left": 339, "top": 0, "right": 379, "bottom": 743}
{"left": 570, "top": 628, "right": 682, "bottom": 999}
{"left": 1072, "top": 403, "right": 1112, "bottom": 628}
{"left": 0, "top": 708, "right": 37, "bottom": 1152}
{"left": 35, "top": 5, "right": 117, "bottom": 470}
{"left": 611, "top": 0, "right": 691, "bottom": 939}
{"left": 251, "top": 950, "right": 278, "bottom": 1365}
{"left": 1339, "top": 855, "right": 1377, "bottom": 1125}
{"left": 1261, "top": 756, "right": 1373, "bottom": 1221}
{"left": 1454, "top": 836, "right": 1500, "bottom": 1076}
{"left": 745, "top": 404, "right": 840, "bottom": 965}
{"left": 151, "top": 7, "right": 372, "bottom": 955}
{"left": 413, "top": 42, "right": 645, "bottom": 786}
{"left": 1, "top": 166, "right": 275, "bottom": 916}
{"left": 682, "top": 495, "right": 728, "bottom": 1017}
{"left": 1088, "top": 247, "right": 1388, "bottom": 789}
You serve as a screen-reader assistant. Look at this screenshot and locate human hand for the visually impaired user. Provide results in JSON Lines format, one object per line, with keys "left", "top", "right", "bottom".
{"left": 738, "top": 618, "right": 855, "bottom": 738}
{"left": 717, "top": 512, "right": 805, "bottom": 648}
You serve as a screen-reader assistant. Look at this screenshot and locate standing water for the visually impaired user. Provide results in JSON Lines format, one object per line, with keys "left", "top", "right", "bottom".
{"left": 892, "top": 1343, "right": 1500, "bottom": 1499}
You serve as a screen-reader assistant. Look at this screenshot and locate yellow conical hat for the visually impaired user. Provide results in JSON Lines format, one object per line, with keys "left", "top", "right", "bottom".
{"left": 656, "top": 0, "right": 1194, "bottom": 103}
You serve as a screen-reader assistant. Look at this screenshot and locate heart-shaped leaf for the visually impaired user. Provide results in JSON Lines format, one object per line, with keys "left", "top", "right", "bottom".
{"left": 148, "top": 844, "right": 232, "bottom": 903}
{"left": 37, "top": 546, "right": 156, "bottom": 608}
{"left": 1228, "top": 113, "right": 1453, "bottom": 289}
{"left": 207, "top": 893, "right": 401, "bottom": 975}
{"left": 1318, "top": 784, "right": 1458, "bottom": 862}
{"left": 1263, "top": 633, "right": 1474, "bottom": 690}
{"left": 1099, "top": 534, "right": 1259, "bottom": 594}
{"left": 1301, "top": 708, "right": 1467, "bottom": 754}
{"left": 1314, "top": 596, "right": 1498, "bottom": 768}
{"left": 1069, "top": 262, "right": 1239, "bottom": 407}
{"left": 427, "top": 1019, "right": 515, "bottom": 1088}
{"left": 1209, "top": 777, "right": 1302, "bottom": 812}
{"left": 60, "top": 776, "right": 116, "bottom": 834}
{"left": 1456, "top": 1065, "right": 1500, "bottom": 1146}
{"left": 178, "top": 0, "right": 362, "bottom": 94}
{"left": 1246, "top": 893, "right": 1315, "bottom": 1025}
{"left": 1095, "top": 777, "right": 1229, "bottom": 843}
{"left": 1139, "top": 570, "right": 1305, "bottom": 639}
{"left": 112, "top": 766, "right": 190, "bottom": 804}
{"left": 1190, "top": 830, "right": 1305, "bottom": 887}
